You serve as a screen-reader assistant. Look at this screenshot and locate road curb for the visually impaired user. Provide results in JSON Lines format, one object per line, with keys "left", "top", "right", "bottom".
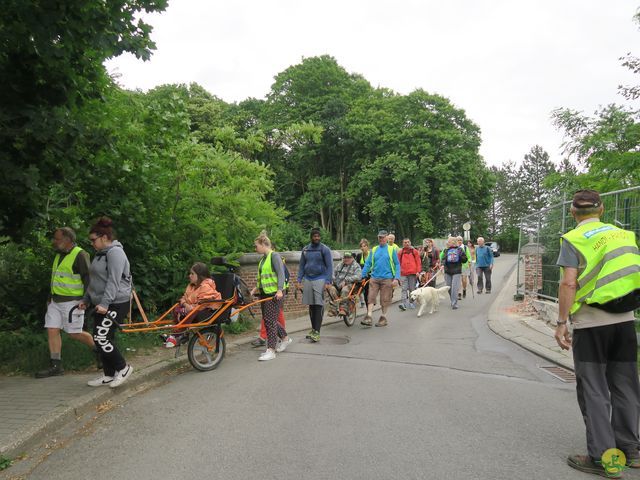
{"left": 486, "top": 265, "right": 574, "bottom": 371}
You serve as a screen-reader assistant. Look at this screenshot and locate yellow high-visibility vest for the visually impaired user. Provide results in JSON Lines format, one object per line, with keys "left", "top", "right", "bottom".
{"left": 562, "top": 221, "right": 640, "bottom": 314}
{"left": 51, "top": 246, "right": 84, "bottom": 296}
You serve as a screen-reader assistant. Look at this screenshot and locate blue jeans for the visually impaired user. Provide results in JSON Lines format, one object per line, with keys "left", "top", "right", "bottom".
{"left": 444, "top": 273, "right": 461, "bottom": 307}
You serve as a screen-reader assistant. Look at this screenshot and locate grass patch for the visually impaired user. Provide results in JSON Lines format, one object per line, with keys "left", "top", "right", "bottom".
{"left": 0, "top": 456, "right": 12, "bottom": 471}
{"left": 0, "top": 328, "right": 163, "bottom": 375}
{"left": 223, "top": 314, "right": 257, "bottom": 335}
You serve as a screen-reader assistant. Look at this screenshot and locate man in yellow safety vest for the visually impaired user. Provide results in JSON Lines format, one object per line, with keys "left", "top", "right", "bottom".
{"left": 555, "top": 190, "right": 640, "bottom": 477}
{"left": 36, "top": 228, "right": 95, "bottom": 378}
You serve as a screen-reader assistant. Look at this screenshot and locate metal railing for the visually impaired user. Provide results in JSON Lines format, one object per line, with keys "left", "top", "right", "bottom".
{"left": 515, "top": 186, "right": 640, "bottom": 302}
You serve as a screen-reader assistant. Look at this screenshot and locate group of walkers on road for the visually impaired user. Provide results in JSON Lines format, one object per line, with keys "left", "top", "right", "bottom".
{"left": 37, "top": 219, "right": 497, "bottom": 374}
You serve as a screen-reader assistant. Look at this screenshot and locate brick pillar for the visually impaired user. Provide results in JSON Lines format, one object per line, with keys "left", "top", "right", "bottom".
{"left": 520, "top": 242, "right": 545, "bottom": 295}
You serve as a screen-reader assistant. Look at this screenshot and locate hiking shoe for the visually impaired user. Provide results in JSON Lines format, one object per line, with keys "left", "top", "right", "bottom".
{"left": 486, "top": 290, "right": 491, "bottom": 294}
{"left": 626, "top": 450, "right": 640, "bottom": 468}
{"left": 110, "top": 365, "right": 133, "bottom": 388}
{"left": 251, "top": 337, "right": 266, "bottom": 347}
{"left": 276, "top": 337, "right": 292, "bottom": 353}
{"left": 258, "top": 349, "right": 276, "bottom": 361}
{"left": 376, "top": 317, "right": 388, "bottom": 327}
{"left": 88, "top": 375, "right": 114, "bottom": 387}
{"left": 35, "top": 359, "right": 64, "bottom": 378}
{"left": 399, "top": 304, "right": 407, "bottom": 311}
{"left": 477, "top": 290, "right": 482, "bottom": 294}
{"left": 452, "top": 305, "right": 459, "bottom": 310}
{"left": 361, "top": 316, "right": 373, "bottom": 327}
{"left": 308, "top": 330, "right": 320, "bottom": 342}
{"left": 305, "top": 329, "right": 315, "bottom": 339}
{"left": 567, "top": 454, "right": 621, "bottom": 478}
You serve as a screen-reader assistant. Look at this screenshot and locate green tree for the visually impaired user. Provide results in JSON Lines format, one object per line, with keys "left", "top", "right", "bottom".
{"left": 519, "top": 145, "right": 557, "bottom": 212}
{"left": 0, "top": 0, "right": 168, "bottom": 239}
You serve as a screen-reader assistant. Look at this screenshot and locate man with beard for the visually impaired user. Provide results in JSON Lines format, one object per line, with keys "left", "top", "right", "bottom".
{"left": 36, "top": 227, "right": 95, "bottom": 378}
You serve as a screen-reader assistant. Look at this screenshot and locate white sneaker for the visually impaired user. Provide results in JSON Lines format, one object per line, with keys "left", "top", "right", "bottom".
{"left": 109, "top": 365, "right": 133, "bottom": 388}
{"left": 88, "top": 375, "right": 113, "bottom": 387}
{"left": 276, "top": 337, "right": 292, "bottom": 353}
{"left": 258, "top": 349, "right": 276, "bottom": 361}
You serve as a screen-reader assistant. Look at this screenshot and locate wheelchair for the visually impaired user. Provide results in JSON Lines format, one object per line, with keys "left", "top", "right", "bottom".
{"left": 122, "top": 257, "right": 268, "bottom": 372}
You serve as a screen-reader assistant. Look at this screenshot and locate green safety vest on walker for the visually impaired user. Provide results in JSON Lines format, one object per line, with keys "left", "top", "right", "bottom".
{"left": 561, "top": 221, "right": 640, "bottom": 315}
{"left": 51, "top": 246, "right": 84, "bottom": 297}
{"left": 257, "top": 251, "right": 289, "bottom": 295}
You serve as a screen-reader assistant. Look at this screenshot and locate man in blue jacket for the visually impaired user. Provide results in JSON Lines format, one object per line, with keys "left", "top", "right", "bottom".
{"left": 297, "top": 228, "right": 333, "bottom": 342}
{"left": 361, "top": 230, "right": 400, "bottom": 327}
{"left": 475, "top": 237, "right": 494, "bottom": 294}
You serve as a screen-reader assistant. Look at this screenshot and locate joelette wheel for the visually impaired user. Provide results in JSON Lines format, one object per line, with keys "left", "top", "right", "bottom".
{"left": 342, "top": 299, "right": 356, "bottom": 327}
{"left": 187, "top": 327, "right": 226, "bottom": 371}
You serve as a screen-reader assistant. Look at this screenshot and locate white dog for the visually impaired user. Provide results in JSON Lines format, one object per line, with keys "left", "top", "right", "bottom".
{"left": 410, "top": 286, "right": 451, "bottom": 317}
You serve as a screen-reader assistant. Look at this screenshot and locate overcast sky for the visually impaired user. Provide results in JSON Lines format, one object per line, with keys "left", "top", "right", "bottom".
{"left": 106, "top": 0, "right": 639, "bottom": 167}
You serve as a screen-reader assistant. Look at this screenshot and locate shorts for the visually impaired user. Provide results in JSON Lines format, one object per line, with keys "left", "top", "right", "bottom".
{"left": 461, "top": 267, "right": 470, "bottom": 277}
{"left": 45, "top": 300, "right": 85, "bottom": 334}
{"left": 368, "top": 278, "right": 394, "bottom": 307}
{"left": 302, "top": 279, "right": 326, "bottom": 305}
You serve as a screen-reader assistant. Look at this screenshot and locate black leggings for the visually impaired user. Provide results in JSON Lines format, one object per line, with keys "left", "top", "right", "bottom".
{"left": 309, "top": 305, "right": 324, "bottom": 332}
{"left": 92, "top": 302, "right": 129, "bottom": 377}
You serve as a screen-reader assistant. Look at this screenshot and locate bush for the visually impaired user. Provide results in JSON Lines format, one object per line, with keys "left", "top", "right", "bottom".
{"left": 0, "top": 237, "right": 51, "bottom": 332}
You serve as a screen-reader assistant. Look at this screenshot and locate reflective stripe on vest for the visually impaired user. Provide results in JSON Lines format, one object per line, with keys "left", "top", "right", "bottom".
{"left": 258, "top": 251, "right": 288, "bottom": 294}
{"left": 562, "top": 221, "right": 640, "bottom": 314}
{"left": 371, "top": 245, "right": 396, "bottom": 277}
{"left": 51, "top": 246, "right": 84, "bottom": 296}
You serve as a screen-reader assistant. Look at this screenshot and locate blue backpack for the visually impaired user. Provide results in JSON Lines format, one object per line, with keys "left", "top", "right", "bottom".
{"left": 446, "top": 247, "right": 461, "bottom": 263}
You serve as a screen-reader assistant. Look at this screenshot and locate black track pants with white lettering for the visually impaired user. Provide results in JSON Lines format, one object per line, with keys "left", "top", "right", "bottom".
{"left": 573, "top": 321, "right": 640, "bottom": 459}
{"left": 92, "top": 302, "right": 129, "bottom": 377}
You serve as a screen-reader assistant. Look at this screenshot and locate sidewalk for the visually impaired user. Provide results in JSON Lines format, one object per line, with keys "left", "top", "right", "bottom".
{"left": 487, "top": 266, "right": 573, "bottom": 371}
{"left": 0, "top": 291, "right": 400, "bottom": 459}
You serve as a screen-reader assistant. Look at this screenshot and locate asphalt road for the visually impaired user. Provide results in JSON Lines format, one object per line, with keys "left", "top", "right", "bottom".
{"left": 20, "top": 255, "right": 640, "bottom": 479}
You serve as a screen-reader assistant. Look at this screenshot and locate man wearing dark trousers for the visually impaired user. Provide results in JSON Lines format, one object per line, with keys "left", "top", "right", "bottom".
{"left": 475, "top": 237, "right": 494, "bottom": 294}
{"left": 555, "top": 189, "right": 640, "bottom": 478}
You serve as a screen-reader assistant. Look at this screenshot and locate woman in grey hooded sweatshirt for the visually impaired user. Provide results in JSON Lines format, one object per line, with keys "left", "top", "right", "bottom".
{"left": 79, "top": 217, "right": 133, "bottom": 388}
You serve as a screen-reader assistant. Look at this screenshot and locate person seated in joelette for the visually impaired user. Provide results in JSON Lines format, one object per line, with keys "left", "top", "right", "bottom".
{"left": 164, "top": 262, "right": 221, "bottom": 348}
{"left": 327, "top": 252, "right": 362, "bottom": 316}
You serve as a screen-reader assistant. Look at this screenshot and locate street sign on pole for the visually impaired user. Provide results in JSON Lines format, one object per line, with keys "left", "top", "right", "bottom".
{"left": 463, "top": 222, "right": 471, "bottom": 241}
